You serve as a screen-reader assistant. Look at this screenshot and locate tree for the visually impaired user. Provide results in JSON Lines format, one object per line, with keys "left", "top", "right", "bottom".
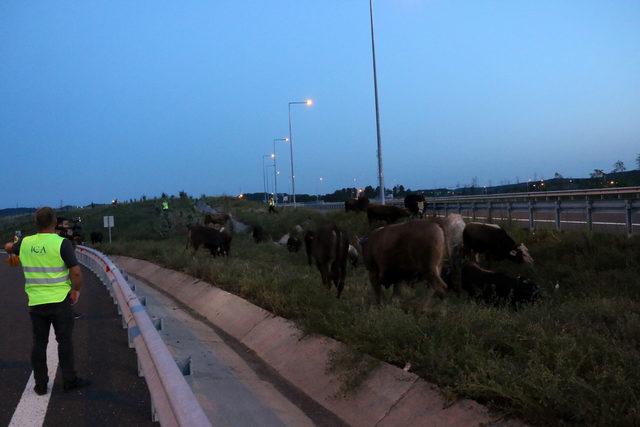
{"left": 636, "top": 154, "right": 640, "bottom": 170}
{"left": 554, "top": 172, "right": 563, "bottom": 179}
{"left": 590, "top": 169, "right": 605, "bottom": 178}
{"left": 612, "top": 161, "right": 626, "bottom": 173}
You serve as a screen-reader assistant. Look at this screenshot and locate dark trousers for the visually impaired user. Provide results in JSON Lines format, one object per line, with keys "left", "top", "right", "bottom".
{"left": 29, "top": 296, "right": 76, "bottom": 385}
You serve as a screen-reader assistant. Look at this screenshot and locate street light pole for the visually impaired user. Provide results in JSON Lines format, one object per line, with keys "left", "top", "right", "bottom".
{"left": 369, "top": 0, "right": 385, "bottom": 205}
{"left": 273, "top": 137, "right": 288, "bottom": 205}
{"left": 288, "top": 99, "right": 313, "bottom": 207}
{"left": 262, "top": 155, "right": 271, "bottom": 203}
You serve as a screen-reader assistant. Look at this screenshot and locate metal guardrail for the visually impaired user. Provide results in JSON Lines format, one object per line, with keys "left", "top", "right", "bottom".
{"left": 284, "top": 190, "right": 640, "bottom": 235}
{"left": 76, "top": 246, "right": 211, "bottom": 427}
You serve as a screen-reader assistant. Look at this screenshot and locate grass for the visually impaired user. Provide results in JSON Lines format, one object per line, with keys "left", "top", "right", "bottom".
{"left": 3, "top": 198, "right": 639, "bottom": 426}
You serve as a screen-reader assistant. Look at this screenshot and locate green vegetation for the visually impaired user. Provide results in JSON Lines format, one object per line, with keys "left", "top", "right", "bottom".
{"left": 3, "top": 197, "right": 639, "bottom": 426}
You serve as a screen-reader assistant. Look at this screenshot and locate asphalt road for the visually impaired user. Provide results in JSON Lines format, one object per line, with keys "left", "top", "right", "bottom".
{"left": 0, "top": 254, "right": 155, "bottom": 427}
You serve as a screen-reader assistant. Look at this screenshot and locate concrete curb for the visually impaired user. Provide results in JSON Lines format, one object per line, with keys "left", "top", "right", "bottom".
{"left": 112, "top": 255, "right": 520, "bottom": 427}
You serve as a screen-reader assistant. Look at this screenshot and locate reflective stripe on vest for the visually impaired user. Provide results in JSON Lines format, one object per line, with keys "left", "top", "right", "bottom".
{"left": 19, "top": 233, "right": 71, "bottom": 306}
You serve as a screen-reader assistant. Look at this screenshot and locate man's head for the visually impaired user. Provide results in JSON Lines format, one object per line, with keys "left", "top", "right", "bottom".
{"left": 34, "top": 207, "right": 57, "bottom": 231}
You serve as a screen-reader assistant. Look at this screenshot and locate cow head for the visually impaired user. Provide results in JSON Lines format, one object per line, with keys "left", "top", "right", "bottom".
{"left": 509, "top": 243, "right": 534, "bottom": 264}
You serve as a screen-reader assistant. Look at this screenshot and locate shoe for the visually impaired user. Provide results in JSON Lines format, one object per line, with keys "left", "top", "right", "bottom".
{"left": 34, "top": 383, "right": 47, "bottom": 395}
{"left": 63, "top": 377, "right": 91, "bottom": 392}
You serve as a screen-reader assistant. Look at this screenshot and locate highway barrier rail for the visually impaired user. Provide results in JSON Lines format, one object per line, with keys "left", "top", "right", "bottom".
{"left": 283, "top": 186, "right": 640, "bottom": 235}
{"left": 76, "top": 245, "right": 211, "bottom": 427}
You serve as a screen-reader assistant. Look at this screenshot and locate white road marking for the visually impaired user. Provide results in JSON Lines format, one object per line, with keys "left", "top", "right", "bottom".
{"left": 9, "top": 328, "right": 58, "bottom": 427}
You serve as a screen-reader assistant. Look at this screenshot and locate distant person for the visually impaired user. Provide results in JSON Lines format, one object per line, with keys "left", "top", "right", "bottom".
{"left": 3, "top": 207, "right": 90, "bottom": 395}
{"left": 162, "top": 199, "right": 169, "bottom": 211}
{"left": 268, "top": 195, "right": 276, "bottom": 214}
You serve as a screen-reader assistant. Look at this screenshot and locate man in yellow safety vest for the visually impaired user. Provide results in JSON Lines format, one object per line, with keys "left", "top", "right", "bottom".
{"left": 4, "top": 207, "right": 90, "bottom": 395}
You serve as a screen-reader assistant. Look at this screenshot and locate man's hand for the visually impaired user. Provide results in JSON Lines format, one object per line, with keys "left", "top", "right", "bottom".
{"left": 70, "top": 290, "right": 80, "bottom": 305}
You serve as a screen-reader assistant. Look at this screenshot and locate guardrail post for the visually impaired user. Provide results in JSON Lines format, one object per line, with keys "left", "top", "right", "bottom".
{"left": 586, "top": 200, "right": 593, "bottom": 232}
{"left": 487, "top": 201, "right": 493, "bottom": 223}
{"left": 626, "top": 200, "right": 633, "bottom": 237}
{"left": 555, "top": 200, "right": 561, "bottom": 231}
{"left": 471, "top": 202, "right": 476, "bottom": 221}
{"left": 528, "top": 201, "right": 535, "bottom": 231}
{"left": 507, "top": 202, "right": 512, "bottom": 224}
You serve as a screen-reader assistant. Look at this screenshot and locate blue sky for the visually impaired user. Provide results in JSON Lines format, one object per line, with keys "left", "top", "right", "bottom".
{"left": 1, "top": 1, "right": 639, "bottom": 208}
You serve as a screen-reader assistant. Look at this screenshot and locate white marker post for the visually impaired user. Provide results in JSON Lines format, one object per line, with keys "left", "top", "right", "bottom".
{"left": 103, "top": 215, "right": 114, "bottom": 243}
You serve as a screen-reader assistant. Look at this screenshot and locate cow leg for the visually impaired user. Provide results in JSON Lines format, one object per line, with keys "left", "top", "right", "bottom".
{"left": 391, "top": 283, "right": 403, "bottom": 303}
{"left": 368, "top": 271, "right": 383, "bottom": 305}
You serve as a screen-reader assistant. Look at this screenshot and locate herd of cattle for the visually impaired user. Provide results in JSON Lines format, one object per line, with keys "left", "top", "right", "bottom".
{"left": 184, "top": 195, "right": 539, "bottom": 310}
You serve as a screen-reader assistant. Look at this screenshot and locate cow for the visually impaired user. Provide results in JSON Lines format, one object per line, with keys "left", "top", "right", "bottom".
{"left": 186, "top": 225, "right": 229, "bottom": 257}
{"left": 304, "top": 230, "right": 316, "bottom": 266}
{"left": 404, "top": 194, "right": 426, "bottom": 217}
{"left": 287, "top": 236, "right": 302, "bottom": 252}
{"left": 345, "top": 196, "right": 369, "bottom": 213}
{"left": 362, "top": 220, "right": 448, "bottom": 308}
{"left": 366, "top": 204, "right": 410, "bottom": 226}
{"left": 462, "top": 223, "right": 533, "bottom": 265}
{"left": 428, "top": 214, "right": 466, "bottom": 291}
{"left": 90, "top": 231, "right": 103, "bottom": 244}
{"left": 458, "top": 262, "right": 540, "bottom": 309}
{"left": 219, "top": 227, "right": 233, "bottom": 256}
{"left": 347, "top": 244, "right": 359, "bottom": 268}
{"left": 286, "top": 224, "right": 304, "bottom": 252}
{"left": 204, "top": 212, "right": 230, "bottom": 228}
{"left": 252, "top": 224, "right": 266, "bottom": 243}
{"left": 305, "top": 225, "right": 349, "bottom": 298}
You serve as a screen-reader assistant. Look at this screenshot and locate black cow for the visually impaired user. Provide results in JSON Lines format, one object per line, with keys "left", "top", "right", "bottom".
{"left": 462, "top": 223, "right": 533, "bottom": 265}
{"left": 404, "top": 194, "right": 426, "bottom": 217}
{"left": 305, "top": 225, "right": 349, "bottom": 298}
{"left": 345, "top": 196, "right": 369, "bottom": 213}
{"left": 366, "top": 204, "right": 410, "bottom": 226}
{"left": 287, "top": 236, "right": 302, "bottom": 252}
{"left": 186, "top": 225, "right": 230, "bottom": 257}
{"left": 252, "top": 225, "right": 266, "bottom": 243}
{"left": 458, "top": 262, "right": 540, "bottom": 309}
{"left": 90, "top": 231, "right": 103, "bottom": 244}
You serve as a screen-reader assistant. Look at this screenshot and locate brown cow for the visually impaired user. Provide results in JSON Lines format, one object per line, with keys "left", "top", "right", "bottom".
{"left": 362, "top": 220, "right": 448, "bottom": 307}
{"left": 345, "top": 196, "right": 369, "bottom": 213}
{"left": 305, "top": 225, "right": 349, "bottom": 298}
{"left": 366, "top": 204, "right": 410, "bottom": 225}
{"left": 204, "top": 212, "right": 230, "bottom": 228}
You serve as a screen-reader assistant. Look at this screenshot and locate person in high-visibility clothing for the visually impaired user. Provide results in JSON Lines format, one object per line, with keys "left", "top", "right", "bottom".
{"left": 268, "top": 195, "right": 276, "bottom": 214}
{"left": 162, "top": 200, "right": 169, "bottom": 210}
{"left": 4, "top": 207, "right": 90, "bottom": 395}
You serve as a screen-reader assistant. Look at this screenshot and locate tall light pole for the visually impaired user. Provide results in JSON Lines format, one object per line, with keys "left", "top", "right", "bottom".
{"left": 288, "top": 98, "right": 313, "bottom": 207}
{"left": 273, "top": 137, "right": 288, "bottom": 205}
{"left": 369, "top": 0, "right": 385, "bottom": 204}
{"left": 262, "top": 154, "right": 271, "bottom": 202}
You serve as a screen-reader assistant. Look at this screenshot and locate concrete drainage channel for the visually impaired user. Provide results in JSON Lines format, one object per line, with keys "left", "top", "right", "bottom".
{"left": 76, "top": 246, "right": 211, "bottom": 427}
{"left": 111, "top": 255, "right": 525, "bottom": 427}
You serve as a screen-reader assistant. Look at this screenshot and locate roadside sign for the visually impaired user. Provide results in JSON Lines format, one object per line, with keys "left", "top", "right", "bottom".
{"left": 103, "top": 216, "right": 114, "bottom": 243}
{"left": 103, "top": 216, "right": 114, "bottom": 228}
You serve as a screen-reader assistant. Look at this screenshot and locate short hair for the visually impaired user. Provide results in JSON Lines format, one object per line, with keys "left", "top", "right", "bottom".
{"left": 34, "top": 207, "right": 57, "bottom": 230}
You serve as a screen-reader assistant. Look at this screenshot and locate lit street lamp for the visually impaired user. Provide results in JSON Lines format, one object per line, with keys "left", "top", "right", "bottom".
{"left": 288, "top": 98, "right": 313, "bottom": 207}
{"left": 273, "top": 137, "right": 288, "bottom": 205}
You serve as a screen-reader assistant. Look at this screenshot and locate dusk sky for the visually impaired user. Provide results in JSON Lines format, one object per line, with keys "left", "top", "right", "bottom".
{"left": 1, "top": 1, "right": 639, "bottom": 208}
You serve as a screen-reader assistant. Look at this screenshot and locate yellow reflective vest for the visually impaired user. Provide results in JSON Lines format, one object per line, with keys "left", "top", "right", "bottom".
{"left": 19, "top": 233, "right": 71, "bottom": 306}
